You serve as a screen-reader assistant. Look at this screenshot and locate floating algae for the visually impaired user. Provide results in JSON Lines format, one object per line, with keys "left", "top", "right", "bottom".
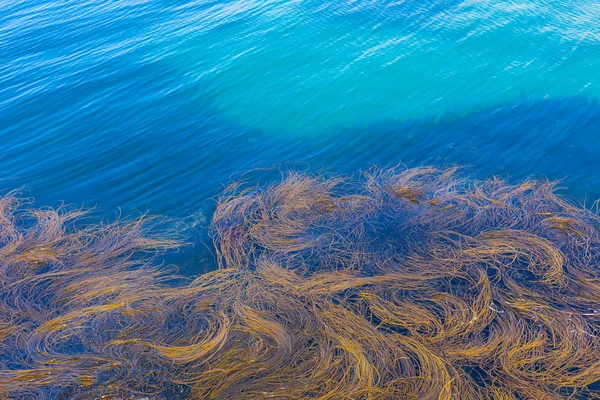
{"left": 1, "top": 167, "right": 600, "bottom": 399}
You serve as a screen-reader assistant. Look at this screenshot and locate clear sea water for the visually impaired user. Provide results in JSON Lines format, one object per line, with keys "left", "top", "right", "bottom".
{"left": 1, "top": 0, "right": 600, "bottom": 273}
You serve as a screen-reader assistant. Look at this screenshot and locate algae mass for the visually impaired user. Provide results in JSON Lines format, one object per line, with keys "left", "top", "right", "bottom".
{"left": 1, "top": 166, "right": 600, "bottom": 399}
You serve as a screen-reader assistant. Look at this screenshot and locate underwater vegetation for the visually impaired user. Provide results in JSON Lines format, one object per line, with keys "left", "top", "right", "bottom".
{"left": 1, "top": 166, "right": 600, "bottom": 399}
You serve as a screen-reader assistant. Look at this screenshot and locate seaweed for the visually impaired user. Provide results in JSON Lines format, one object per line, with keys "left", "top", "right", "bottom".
{"left": 1, "top": 167, "right": 600, "bottom": 399}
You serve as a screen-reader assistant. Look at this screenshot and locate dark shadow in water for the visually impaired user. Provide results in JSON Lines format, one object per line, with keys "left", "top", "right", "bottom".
{"left": 310, "top": 96, "right": 600, "bottom": 201}
{"left": 176, "top": 95, "right": 600, "bottom": 275}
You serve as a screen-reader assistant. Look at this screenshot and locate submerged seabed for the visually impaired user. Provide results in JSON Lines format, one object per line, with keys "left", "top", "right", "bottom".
{"left": 1, "top": 166, "right": 600, "bottom": 399}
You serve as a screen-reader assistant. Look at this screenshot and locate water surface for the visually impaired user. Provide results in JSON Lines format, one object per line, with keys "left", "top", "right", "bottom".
{"left": 1, "top": 0, "right": 600, "bottom": 273}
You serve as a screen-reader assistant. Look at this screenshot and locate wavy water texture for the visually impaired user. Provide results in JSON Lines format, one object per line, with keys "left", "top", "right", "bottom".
{"left": 1, "top": 167, "right": 600, "bottom": 399}
{"left": 2, "top": 0, "right": 600, "bottom": 234}
{"left": 175, "top": 0, "right": 600, "bottom": 133}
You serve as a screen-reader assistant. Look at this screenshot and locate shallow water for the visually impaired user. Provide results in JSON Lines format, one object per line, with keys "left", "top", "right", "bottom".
{"left": 1, "top": 0, "right": 600, "bottom": 273}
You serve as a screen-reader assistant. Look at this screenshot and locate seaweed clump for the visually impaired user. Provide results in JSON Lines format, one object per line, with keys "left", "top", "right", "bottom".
{"left": 1, "top": 166, "right": 600, "bottom": 399}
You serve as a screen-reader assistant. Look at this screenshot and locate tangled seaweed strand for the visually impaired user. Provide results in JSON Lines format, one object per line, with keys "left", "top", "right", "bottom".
{"left": 1, "top": 166, "right": 600, "bottom": 399}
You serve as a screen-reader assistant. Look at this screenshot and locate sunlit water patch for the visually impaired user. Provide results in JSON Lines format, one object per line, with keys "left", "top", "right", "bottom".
{"left": 173, "top": 0, "right": 600, "bottom": 133}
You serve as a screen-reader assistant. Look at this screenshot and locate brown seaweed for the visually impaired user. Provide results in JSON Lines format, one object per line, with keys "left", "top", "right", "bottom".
{"left": 1, "top": 167, "right": 600, "bottom": 399}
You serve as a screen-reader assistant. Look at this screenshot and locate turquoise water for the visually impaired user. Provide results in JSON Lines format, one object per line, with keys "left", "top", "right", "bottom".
{"left": 2, "top": 0, "right": 600, "bottom": 272}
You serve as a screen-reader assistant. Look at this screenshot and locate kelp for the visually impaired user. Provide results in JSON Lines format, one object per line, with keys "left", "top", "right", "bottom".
{"left": 1, "top": 166, "right": 600, "bottom": 399}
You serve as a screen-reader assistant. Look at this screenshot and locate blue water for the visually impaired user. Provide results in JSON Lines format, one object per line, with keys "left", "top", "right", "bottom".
{"left": 2, "top": 1, "right": 600, "bottom": 272}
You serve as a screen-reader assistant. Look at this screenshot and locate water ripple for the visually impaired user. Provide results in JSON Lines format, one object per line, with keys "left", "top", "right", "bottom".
{"left": 1, "top": 0, "right": 599, "bottom": 250}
